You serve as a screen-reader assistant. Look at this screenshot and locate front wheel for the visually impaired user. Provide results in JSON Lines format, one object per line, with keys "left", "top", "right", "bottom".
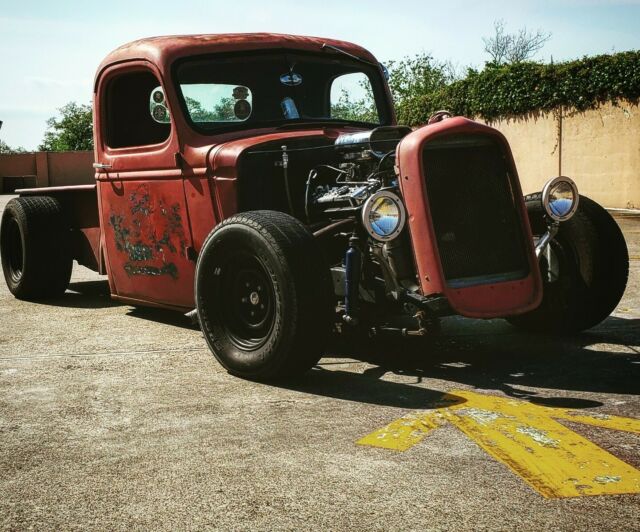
{"left": 508, "top": 194, "right": 628, "bottom": 333}
{"left": 195, "top": 210, "right": 334, "bottom": 381}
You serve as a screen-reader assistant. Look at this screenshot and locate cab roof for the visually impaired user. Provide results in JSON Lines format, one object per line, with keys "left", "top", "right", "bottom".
{"left": 97, "top": 33, "right": 379, "bottom": 81}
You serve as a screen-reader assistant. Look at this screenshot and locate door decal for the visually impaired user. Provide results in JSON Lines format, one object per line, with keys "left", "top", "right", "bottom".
{"left": 108, "top": 184, "right": 187, "bottom": 279}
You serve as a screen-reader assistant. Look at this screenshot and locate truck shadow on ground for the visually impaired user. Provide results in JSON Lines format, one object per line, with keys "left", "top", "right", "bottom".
{"left": 41, "top": 279, "right": 639, "bottom": 410}
{"left": 31, "top": 281, "right": 121, "bottom": 309}
{"left": 281, "top": 369, "right": 470, "bottom": 409}
{"left": 125, "top": 306, "right": 199, "bottom": 330}
{"left": 283, "top": 315, "right": 639, "bottom": 410}
{"left": 41, "top": 280, "right": 199, "bottom": 329}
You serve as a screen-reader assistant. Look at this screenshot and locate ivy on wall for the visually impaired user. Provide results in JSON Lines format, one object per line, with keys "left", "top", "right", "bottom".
{"left": 396, "top": 50, "right": 640, "bottom": 125}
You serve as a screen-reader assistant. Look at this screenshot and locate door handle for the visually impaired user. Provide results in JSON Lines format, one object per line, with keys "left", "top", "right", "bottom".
{"left": 93, "top": 163, "right": 112, "bottom": 170}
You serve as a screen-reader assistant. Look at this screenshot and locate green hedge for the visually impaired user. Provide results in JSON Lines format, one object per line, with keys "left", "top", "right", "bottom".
{"left": 396, "top": 50, "right": 640, "bottom": 125}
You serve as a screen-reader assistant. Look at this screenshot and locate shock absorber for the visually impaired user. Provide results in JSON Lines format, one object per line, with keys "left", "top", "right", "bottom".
{"left": 344, "top": 233, "right": 362, "bottom": 325}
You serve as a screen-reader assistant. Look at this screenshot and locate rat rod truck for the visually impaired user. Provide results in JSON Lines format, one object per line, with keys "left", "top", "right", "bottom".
{"left": 0, "top": 34, "right": 629, "bottom": 380}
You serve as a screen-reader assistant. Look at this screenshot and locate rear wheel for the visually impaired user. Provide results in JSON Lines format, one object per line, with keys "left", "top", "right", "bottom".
{"left": 195, "top": 210, "right": 334, "bottom": 381}
{"left": 0, "top": 196, "right": 72, "bottom": 300}
{"left": 508, "top": 194, "right": 628, "bottom": 332}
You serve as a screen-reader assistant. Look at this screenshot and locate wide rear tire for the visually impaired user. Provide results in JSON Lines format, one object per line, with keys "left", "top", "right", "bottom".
{"left": 195, "top": 210, "right": 333, "bottom": 381}
{"left": 1, "top": 196, "right": 72, "bottom": 300}
{"left": 508, "top": 194, "right": 628, "bottom": 333}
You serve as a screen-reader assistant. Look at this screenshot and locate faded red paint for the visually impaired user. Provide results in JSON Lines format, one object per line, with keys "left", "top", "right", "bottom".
{"left": 396, "top": 117, "right": 542, "bottom": 318}
{"left": 207, "top": 129, "right": 347, "bottom": 218}
{"left": 99, "top": 178, "right": 194, "bottom": 308}
{"left": 96, "top": 33, "right": 380, "bottom": 86}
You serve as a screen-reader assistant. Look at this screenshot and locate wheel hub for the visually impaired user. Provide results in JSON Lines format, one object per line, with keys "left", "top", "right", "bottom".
{"left": 216, "top": 255, "right": 275, "bottom": 351}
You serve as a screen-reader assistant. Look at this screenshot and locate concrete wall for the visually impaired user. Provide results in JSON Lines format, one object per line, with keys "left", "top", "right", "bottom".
{"left": 0, "top": 151, "right": 93, "bottom": 190}
{"left": 484, "top": 101, "right": 640, "bottom": 210}
{"left": 0, "top": 152, "right": 37, "bottom": 178}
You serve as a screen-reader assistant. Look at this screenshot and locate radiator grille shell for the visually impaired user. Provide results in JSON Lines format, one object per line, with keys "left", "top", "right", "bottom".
{"left": 422, "top": 135, "right": 530, "bottom": 287}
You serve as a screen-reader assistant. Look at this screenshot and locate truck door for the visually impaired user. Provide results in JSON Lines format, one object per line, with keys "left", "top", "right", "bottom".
{"left": 94, "top": 63, "right": 195, "bottom": 310}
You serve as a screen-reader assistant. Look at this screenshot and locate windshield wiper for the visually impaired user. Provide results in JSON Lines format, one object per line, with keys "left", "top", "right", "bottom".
{"left": 321, "top": 43, "right": 378, "bottom": 68}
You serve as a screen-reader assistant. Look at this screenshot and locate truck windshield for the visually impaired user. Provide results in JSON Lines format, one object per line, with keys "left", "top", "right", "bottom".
{"left": 173, "top": 51, "right": 391, "bottom": 133}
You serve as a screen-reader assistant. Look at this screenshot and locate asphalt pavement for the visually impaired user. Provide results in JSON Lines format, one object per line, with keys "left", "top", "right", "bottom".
{"left": 0, "top": 194, "right": 638, "bottom": 530}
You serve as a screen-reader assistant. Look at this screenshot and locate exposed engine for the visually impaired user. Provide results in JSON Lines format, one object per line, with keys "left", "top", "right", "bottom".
{"left": 300, "top": 125, "right": 429, "bottom": 328}
{"left": 240, "top": 124, "right": 442, "bottom": 333}
{"left": 306, "top": 126, "right": 411, "bottom": 221}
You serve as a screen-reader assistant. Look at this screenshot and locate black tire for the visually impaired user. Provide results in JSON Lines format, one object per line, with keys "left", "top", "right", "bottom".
{"left": 508, "top": 193, "right": 628, "bottom": 333}
{"left": 195, "top": 210, "right": 334, "bottom": 381}
{"left": 1, "top": 196, "right": 73, "bottom": 300}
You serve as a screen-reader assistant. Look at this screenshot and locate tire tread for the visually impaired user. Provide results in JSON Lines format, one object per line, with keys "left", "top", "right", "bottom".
{"left": 196, "top": 210, "right": 333, "bottom": 380}
{"left": 1, "top": 196, "right": 72, "bottom": 299}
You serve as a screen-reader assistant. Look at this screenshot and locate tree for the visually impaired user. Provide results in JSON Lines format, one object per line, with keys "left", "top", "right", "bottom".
{"left": 483, "top": 19, "right": 551, "bottom": 65}
{"left": 329, "top": 54, "right": 458, "bottom": 124}
{"left": 211, "top": 97, "right": 237, "bottom": 121}
{"left": 386, "top": 53, "right": 457, "bottom": 104}
{"left": 39, "top": 102, "right": 93, "bottom": 151}
{"left": 184, "top": 96, "right": 240, "bottom": 122}
{"left": 384, "top": 53, "right": 459, "bottom": 124}
{"left": 0, "top": 139, "right": 27, "bottom": 154}
{"left": 330, "top": 88, "right": 378, "bottom": 123}
{"left": 184, "top": 97, "right": 213, "bottom": 122}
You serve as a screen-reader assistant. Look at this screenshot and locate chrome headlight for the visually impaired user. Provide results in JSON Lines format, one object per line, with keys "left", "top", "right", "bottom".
{"left": 542, "top": 176, "right": 579, "bottom": 222}
{"left": 362, "top": 190, "right": 406, "bottom": 241}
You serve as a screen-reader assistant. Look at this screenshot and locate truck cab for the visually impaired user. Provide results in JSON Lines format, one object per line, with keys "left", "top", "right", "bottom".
{"left": 95, "top": 34, "right": 394, "bottom": 310}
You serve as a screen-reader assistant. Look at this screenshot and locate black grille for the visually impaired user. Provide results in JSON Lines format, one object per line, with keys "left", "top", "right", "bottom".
{"left": 422, "top": 135, "right": 529, "bottom": 287}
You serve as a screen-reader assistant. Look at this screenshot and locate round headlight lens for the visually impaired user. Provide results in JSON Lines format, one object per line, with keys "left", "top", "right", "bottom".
{"left": 542, "top": 176, "right": 579, "bottom": 221}
{"left": 362, "top": 191, "right": 406, "bottom": 241}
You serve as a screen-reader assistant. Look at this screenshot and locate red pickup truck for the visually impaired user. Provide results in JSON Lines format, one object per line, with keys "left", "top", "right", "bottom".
{"left": 0, "top": 34, "right": 628, "bottom": 381}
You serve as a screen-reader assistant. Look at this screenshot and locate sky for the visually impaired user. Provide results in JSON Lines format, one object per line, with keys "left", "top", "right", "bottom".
{"left": 0, "top": 0, "right": 639, "bottom": 150}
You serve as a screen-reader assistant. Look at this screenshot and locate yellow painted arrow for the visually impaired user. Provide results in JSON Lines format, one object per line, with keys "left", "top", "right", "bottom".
{"left": 358, "top": 390, "right": 640, "bottom": 498}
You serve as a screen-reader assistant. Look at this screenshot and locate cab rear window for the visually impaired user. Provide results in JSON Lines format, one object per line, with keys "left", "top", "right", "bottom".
{"left": 181, "top": 84, "right": 253, "bottom": 123}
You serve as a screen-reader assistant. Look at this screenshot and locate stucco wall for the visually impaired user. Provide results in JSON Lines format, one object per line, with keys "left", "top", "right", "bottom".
{"left": 46, "top": 151, "right": 94, "bottom": 187}
{"left": 0, "top": 152, "right": 37, "bottom": 178}
{"left": 485, "top": 101, "right": 640, "bottom": 210}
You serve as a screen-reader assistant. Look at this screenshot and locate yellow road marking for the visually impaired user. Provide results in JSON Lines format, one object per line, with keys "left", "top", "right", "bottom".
{"left": 358, "top": 390, "right": 640, "bottom": 498}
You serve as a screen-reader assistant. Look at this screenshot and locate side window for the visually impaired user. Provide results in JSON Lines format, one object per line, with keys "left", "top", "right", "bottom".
{"left": 330, "top": 72, "right": 380, "bottom": 124}
{"left": 105, "top": 71, "right": 170, "bottom": 149}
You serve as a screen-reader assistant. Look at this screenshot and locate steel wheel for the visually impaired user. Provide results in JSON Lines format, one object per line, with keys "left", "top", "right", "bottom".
{"left": 219, "top": 253, "right": 276, "bottom": 351}
{"left": 3, "top": 217, "right": 24, "bottom": 284}
{"left": 195, "top": 210, "right": 334, "bottom": 381}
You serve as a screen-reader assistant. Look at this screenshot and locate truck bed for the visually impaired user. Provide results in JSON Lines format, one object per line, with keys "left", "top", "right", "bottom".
{"left": 16, "top": 184, "right": 102, "bottom": 273}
